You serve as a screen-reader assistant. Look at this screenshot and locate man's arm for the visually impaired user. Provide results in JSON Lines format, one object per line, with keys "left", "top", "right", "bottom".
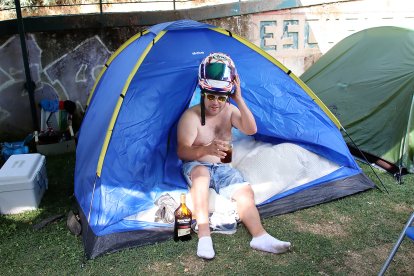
{"left": 177, "top": 110, "right": 204, "bottom": 161}
{"left": 177, "top": 109, "right": 227, "bottom": 161}
{"left": 231, "top": 74, "right": 257, "bottom": 135}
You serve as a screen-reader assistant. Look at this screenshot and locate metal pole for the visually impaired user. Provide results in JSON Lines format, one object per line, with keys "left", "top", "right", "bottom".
{"left": 378, "top": 212, "right": 414, "bottom": 276}
{"left": 99, "top": 0, "right": 103, "bottom": 27}
{"left": 14, "top": 0, "right": 39, "bottom": 131}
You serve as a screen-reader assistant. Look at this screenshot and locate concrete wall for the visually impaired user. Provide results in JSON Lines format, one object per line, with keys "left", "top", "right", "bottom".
{"left": 0, "top": 0, "right": 413, "bottom": 140}
{"left": 249, "top": 0, "right": 414, "bottom": 75}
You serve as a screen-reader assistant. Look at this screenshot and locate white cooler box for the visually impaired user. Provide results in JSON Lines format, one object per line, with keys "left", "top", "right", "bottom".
{"left": 0, "top": 153, "right": 48, "bottom": 214}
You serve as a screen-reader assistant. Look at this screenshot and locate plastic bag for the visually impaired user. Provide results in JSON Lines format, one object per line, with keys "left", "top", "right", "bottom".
{"left": 1, "top": 134, "right": 33, "bottom": 161}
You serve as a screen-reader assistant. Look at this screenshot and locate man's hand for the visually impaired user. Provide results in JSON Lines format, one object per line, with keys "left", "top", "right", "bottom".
{"left": 231, "top": 74, "right": 243, "bottom": 102}
{"left": 205, "top": 139, "right": 228, "bottom": 159}
{"left": 229, "top": 73, "right": 258, "bottom": 135}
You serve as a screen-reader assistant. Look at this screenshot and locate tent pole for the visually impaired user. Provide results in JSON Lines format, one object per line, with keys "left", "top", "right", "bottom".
{"left": 342, "top": 127, "right": 388, "bottom": 193}
{"left": 396, "top": 131, "right": 406, "bottom": 184}
{"left": 14, "top": 0, "right": 39, "bottom": 131}
{"left": 99, "top": 0, "right": 104, "bottom": 27}
{"left": 397, "top": 92, "right": 414, "bottom": 184}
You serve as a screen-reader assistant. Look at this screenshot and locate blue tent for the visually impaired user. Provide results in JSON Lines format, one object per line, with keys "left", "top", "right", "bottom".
{"left": 75, "top": 20, "right": 375, "bottom": 259}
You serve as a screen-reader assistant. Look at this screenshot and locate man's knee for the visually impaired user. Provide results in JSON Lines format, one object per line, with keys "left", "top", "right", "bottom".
{"left": 233, "top": 185, "right": 255, "bottom": 203}
{"left": 190, "top": 165, "right": 209, "bottom": 178}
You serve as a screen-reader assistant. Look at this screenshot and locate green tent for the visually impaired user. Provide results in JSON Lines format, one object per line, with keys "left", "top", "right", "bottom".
{"left": 301, "top": 26, "right": 414, "bottom": 174}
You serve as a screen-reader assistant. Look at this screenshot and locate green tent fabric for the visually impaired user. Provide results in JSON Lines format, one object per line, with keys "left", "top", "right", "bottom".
{"left": 301, "top": 26, "right": 414, "bottom": 173}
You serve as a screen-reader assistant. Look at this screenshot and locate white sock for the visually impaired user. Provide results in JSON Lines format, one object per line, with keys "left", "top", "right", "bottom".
{"left": 250, "top": 233, "right": 291, "bottom": 254}
{"left": 197, "top": 236, "right": 215, "bottom": 259}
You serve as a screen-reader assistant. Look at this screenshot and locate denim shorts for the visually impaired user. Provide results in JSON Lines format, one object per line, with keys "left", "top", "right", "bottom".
{"left": 182, "top": 161, "right": 249, "bottom": 199}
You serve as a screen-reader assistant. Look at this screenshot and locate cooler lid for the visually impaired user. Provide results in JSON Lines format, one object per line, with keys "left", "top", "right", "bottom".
{"left": 0, "top": 153, "right": 45, "bottom": 192}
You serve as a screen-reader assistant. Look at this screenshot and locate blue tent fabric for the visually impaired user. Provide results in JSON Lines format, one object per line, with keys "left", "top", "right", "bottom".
{"left": 75, "top": 20, "right": 375, "bottom": 258}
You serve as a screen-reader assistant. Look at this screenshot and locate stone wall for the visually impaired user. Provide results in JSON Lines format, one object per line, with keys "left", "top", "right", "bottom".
{"left": 0, "top": 0, "right": 412, "bottom": 140}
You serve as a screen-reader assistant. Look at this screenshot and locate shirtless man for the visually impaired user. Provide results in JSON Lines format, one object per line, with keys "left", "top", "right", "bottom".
{"left": 177, "top": 52, "right": 291, "bottom": 259}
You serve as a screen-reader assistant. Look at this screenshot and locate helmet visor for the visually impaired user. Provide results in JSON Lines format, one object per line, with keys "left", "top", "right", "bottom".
{"left": 205, "top": 63, "right": 232, "bottom": 81}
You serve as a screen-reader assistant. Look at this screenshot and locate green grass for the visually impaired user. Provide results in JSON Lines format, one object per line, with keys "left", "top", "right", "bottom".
{"left": 0, "top": 154, "right": 413, "bottom": 275}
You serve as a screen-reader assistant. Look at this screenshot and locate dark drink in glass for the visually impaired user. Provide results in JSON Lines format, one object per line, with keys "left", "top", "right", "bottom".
{"left": 221, "top": 142, "right": 232, "bottom": 163}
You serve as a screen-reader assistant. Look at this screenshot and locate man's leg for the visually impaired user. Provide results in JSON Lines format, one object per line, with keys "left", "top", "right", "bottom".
{"left": 190, "top": 165, "right": 215, "bottom": 259}
{"left": 232, "top": 185, "right": 291, "bottom": 254}
{"left": 232, "top": 185, "right": 265, "bottom": 236}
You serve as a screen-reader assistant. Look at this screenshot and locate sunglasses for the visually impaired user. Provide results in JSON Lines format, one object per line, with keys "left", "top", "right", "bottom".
{"left": 204, "top": 93, "right": 228, "bottom": 103}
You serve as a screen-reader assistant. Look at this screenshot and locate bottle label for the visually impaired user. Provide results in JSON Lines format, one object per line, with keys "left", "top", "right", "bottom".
{"left": 176, "top": 218, "right": 191, "bottom": 237}
{"left": 177, "top": 227, "right": 191, "bottom": 237}
{"left": 177, "top": 218, "right": 191, "bottom": 223}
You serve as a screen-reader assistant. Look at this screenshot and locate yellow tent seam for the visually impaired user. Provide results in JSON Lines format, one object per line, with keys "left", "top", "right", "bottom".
{"left": 86, "top": 30, "right": 149, "bottom": 107}
{"left": 96, "top": 30, "right": 166, "bottom": 176}
{"left": 86, "top": 67, "right": 107, "bottom": 106}
{"left": 211, "top": 28, "right": 342, "bottom": 129}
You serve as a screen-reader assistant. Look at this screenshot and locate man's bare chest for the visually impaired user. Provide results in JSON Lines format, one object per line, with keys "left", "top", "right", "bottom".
{"left": 195, "top": 117, "right": 232, "bottom": 145}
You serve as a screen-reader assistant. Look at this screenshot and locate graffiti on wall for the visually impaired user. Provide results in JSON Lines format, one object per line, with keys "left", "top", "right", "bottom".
{"left": 43, "top": 37, "right": 111, "bottom": 108}
{"left": 251, "top": 12, "right": 327, "bottom": 77}
{"left": 260, "top": 19, "right": 318, "bottom": 51}
{"left": 0, "top": 35, "right": 111, "bottom": 138}
{"left": 1, "top": 0, "right": 414, "bottom": 139}
{"left": 251, "top": 1, "right": 414, "bottom": 76}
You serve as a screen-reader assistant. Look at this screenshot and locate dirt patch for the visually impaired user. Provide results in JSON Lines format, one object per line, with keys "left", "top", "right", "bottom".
{"left": 339, "top": 243, "right": 414, "bottom": 276}
{"left": 392, "top": 203, "right": 412, "bottom": 213}
{"left": 178, "top": 254, "right": 206, "bottom": 274}
{"left": 145, "top": 255, "right": 206, "bottom": 275}
{"left": 293, "top": 215, "right": 351, "bottom": 238}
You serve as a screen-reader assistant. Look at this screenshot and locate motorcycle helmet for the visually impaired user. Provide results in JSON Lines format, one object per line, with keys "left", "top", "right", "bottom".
{"left": 198, "top": 52, "right": 236, "bottom": 94}
{"left": 198, "top": 52, "right": 237, "bottom": 125}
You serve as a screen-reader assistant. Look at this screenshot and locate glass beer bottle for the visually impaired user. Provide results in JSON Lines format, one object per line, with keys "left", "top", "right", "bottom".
{"left": 174, "top": 193, "right": 192, "bottom": 241}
